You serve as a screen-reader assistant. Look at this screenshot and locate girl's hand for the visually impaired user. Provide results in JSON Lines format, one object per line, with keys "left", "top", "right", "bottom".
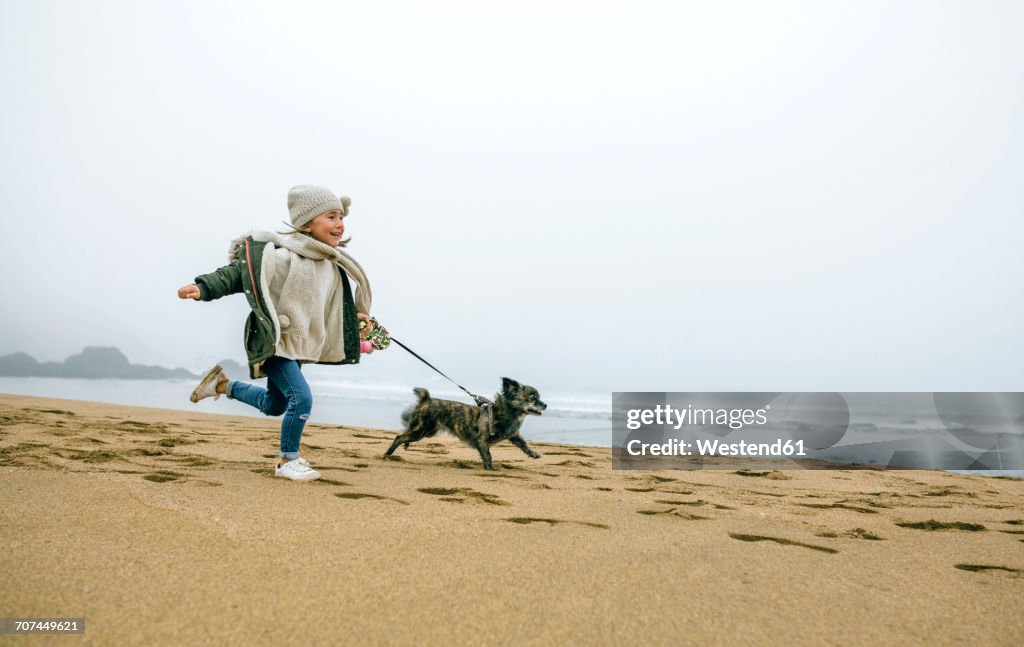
{"left": 357, "top": 312, "right": 374, "bottom": 353}
{"left": 178, "top": 284, "right": 201, "bottom": 300}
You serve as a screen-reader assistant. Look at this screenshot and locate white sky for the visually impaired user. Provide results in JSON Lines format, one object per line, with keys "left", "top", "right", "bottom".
{"left": 1, "top": 0, "right": 1022, "bottom": 394}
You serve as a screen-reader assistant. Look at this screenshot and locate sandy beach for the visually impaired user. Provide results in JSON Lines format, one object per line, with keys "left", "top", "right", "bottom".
{"left": 1, "top": 393, "right": 1022, "bottom": 645}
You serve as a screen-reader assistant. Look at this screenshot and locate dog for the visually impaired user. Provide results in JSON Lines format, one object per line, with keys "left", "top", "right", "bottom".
{"left": 384, "top": 377, "right": 546, "bottom": 470}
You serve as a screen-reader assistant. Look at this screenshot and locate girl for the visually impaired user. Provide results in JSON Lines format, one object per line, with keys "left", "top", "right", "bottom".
{"left": 177, "top": 185, "right": 373, "bottom": 481}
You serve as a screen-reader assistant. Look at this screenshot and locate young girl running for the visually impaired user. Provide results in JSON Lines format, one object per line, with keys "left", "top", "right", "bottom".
{"left": 177, "top": 185, "right": 373, "bottom": 481}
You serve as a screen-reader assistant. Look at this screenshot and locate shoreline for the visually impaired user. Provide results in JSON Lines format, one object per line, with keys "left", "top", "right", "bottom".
{"left": 0, "top": 379, "right": 611, "bottom": 447}
{"left": 2, "top": 393, "right": 1022, "bottom": 644}
{"left": 1, "top": 387, "right": 1018, "bottom": 478}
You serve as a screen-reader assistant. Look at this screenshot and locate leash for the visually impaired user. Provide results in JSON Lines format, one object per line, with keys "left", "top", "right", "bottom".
{"left": 366, "top": 319, "right": 496, "bottom": 438}
{"left": 363, "top": 318, "right": 494, "bottom": 410}
{"left": 390, "top": 337, "right": 493, "bottom": 408}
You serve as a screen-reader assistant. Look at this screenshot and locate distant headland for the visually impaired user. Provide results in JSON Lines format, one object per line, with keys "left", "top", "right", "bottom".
{"left": 0, "top": 347, "right": 244, "bottom": 380}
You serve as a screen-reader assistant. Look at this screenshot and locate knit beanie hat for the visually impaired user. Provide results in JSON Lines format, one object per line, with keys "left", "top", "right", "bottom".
{"left": 287, "top": 185, "right": 351, "bottom": 229}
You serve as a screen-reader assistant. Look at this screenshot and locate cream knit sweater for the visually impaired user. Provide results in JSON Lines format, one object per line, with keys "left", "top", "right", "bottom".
{"left": 232, "top": 231, "right": 372, "bottom": 366}
{"left": 267, "top": 248, "right": 343, "bottom": 362}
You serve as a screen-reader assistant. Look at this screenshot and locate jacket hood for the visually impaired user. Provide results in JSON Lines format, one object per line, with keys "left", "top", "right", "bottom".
{"left": 228, "top": 234, "right": 250, "bottom": 262}
{"left": 228, "top": 231, "right": 281, "bottom": 262}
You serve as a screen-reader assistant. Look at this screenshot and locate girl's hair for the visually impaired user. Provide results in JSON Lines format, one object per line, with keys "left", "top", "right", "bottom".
{"left": 277, "top": 223, "right": 351, "bottom": 247}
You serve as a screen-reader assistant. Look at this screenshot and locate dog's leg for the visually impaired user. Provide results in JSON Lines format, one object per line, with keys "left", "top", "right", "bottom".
{"left": 510, "top": 435, "right": 541, "bottom": 459}
{"left": 385, "top": 432, "right": 412, "bottom": 457}
{"left": 475, "top": 438, "right": 496, "bottom": 470}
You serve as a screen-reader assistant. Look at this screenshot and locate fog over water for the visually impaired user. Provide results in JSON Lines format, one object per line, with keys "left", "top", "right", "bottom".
{"left": 2, "top": 1, "right": 1022, "bottom": 399}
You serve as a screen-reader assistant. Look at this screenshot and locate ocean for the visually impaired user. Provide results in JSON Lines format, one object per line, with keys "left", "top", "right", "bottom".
{"left": 0, "top": 376, "right": 613, "bottom": 447}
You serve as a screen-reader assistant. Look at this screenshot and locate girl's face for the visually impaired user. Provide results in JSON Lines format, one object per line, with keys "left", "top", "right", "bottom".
{"left": 305, "top": 210, "right": 345, "bottom": 247}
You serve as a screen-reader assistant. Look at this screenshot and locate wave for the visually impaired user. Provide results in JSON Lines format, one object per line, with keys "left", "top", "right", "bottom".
{"left": 305, "top": 378, "right": 611, "bottom": 420}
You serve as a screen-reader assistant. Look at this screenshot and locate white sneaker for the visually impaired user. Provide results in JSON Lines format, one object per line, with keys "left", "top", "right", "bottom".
{"left": 295, "top": 457, "right": 320, "bottom": 478}
{"left": 190, "top": 364, "right": 226, "bottom": 403}
{"left": 275, "top": 458, "right": 321, "bottom": 481}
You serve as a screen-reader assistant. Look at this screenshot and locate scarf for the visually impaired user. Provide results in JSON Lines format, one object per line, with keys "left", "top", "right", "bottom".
{"left": 258, "top": 231, "right": 372, "bottom": 315}
{"left": 229, "top": 231, "right": 372, "bottom": 365}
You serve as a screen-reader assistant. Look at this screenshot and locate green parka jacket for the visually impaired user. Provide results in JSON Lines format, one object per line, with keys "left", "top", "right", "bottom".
{"left": 194, "top": 235, "right": 361, "bottom": 378}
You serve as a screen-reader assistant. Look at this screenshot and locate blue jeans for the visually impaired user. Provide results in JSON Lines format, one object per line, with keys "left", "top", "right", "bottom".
{"left": 226, "top": 357, "right": 312, "bottom": 460}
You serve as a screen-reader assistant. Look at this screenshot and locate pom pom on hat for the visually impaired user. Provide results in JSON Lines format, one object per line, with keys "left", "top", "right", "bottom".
{"left": 287, "top": 185, "right": 350, "bottom": 229}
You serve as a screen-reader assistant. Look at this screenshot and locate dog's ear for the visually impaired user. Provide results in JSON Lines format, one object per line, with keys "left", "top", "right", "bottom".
{"left": 501, "top": 377, "right": 521, "bottom": 394}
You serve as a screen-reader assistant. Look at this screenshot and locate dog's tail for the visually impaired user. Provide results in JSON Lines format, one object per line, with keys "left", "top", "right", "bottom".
{"left": 401, "top": 388, "right": 432, "bottom": 427}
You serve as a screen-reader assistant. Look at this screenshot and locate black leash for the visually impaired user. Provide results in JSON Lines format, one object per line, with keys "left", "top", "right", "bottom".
{"left": 390, "top": 337, "right": 492, "bottom": 407}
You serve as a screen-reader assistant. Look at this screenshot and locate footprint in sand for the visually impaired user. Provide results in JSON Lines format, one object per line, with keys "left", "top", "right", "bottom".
{"left": 406, "top": 445, "right": 450, "bottom": 455}
{"left": 335, "top": 492, "right": 409, "bottom": 505}
{"left": 162, "top": 454, "right": 217, "bottom": 467}
{"left": 638, "top": 506, "right": 709, "bottom": 520}
{"left": 815, "top": 528, "right": 884, "bottom": 540}
{"left": 315, "top": 464, "right": 364, "bottom": 473}
{"left": 734, "top": 470, "right": 791, "bottom": 480}
{"left": 896, "top": 520, "right": 986, "bottom": 531}
{"left": 743, "top": 489, "right": 787, "bottom": 498}
{"left": 29, "top": 408, "right": 77, "bottom": 416}
{"left": 418, "top": 487, "right": 508, "bottom": 506}
{"left": 435, "top": 459, "right": 489, "bottom": 470}
{"left": 156, "top": 437, "right": 200, "bottom": 448}
{"left": 728, "top": 533, "right": 838, "bottom": 554}
{"left": 127, "top": 447, "right": 168, "bottom": 458}
{"left": 314, "top": 478, "right": 351, "bottom": 486}
{"left": 798, "top": 502, "right": 878, "bottom": 514}
{"left": 60, "top": 449, "right": 120, "bottom": 463}
{"left": 655, "top": 499, "right": 734, "bottom": 510}
{"left": 552, "top": 459, "right": 595, "bottom": 468}
{"left": 117, "top": 421, "right": 168, "bottom": 434}
{"left": 504, "top": 517, "right": 608, "bottom": 529}
{"left": 954, "top": 564, "right": 1022, "bottom": 577}
{"left": 1, "top": 442, "right": 63, "bottom": 469}
{"left": 143, "top": 470, "right": 187, "bottom": 483}
{"left": 918, "top": 486, "right": 978, "bottom": 499}
{"left": 439, "top": 459, "right": 533, "bottom": 471}
{"left": 998, "top": 520, "right": 1024, "bottom": 535}
{"left": 352, "top": 433, "right": 394, "bottom": 440}
{"left": 846, "top": 528, "right": 884, "bottom": 540}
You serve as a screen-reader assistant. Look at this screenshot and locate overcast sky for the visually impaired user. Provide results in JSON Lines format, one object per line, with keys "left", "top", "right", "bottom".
{"left": 1, "top": 0, "right": 1021, "bottom": 394}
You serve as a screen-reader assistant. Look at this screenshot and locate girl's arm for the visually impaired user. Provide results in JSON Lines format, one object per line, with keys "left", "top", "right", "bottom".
{"left": 181, "top": 263, "right": 244, "bottom": 301}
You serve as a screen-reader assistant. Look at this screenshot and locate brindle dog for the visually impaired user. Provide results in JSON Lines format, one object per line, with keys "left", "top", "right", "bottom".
{"left": 385, "top": 378, "right": 546, "bottom": 470}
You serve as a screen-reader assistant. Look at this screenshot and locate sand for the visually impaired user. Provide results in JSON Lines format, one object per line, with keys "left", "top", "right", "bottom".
{"left": 1, "top": 393, "right": 1022, "bottom": 646}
